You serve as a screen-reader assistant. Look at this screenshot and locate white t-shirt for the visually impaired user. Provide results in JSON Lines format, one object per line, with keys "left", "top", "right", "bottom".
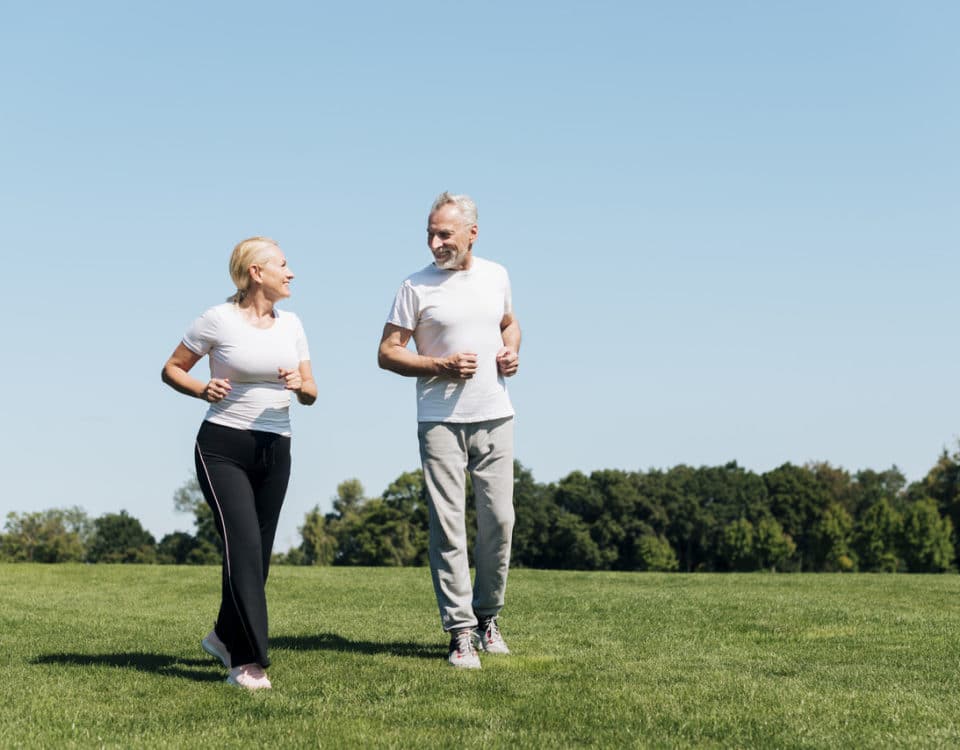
{"left": 182, "top": 303, "right": 310, "bottom": 436}
{"left": 387, "top": 256, "right": 515, "bottom": 423}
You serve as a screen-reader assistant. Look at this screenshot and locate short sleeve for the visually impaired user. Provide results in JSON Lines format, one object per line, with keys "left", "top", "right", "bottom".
{"left": 182, "top": 307, "right": 221, "bottom": 356}
{"left": 503, "top": 269, "right": 513, "bottom": 315}
{"left": 387, "top": 280, "right": 419, "bottom": 331}
{"left": 292, "top": 313, "right": 310, "bottom": 361}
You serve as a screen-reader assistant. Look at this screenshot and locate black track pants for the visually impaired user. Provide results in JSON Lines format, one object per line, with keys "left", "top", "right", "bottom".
{"left": 194, "top": 420, "right": 291, "bottom": 667}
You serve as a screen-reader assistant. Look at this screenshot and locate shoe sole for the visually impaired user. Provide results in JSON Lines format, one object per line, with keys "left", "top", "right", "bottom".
{"left": 447, "top": 659, "right": 481, "bottom": 669}
{"left": 479, "top": 645, "right": 510, "bottom": 654}
{"left": 226, "top": 674, "right": 271, "bottom": 690}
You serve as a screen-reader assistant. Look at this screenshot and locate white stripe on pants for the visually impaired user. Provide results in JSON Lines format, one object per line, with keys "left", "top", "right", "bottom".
{"left": 418, "top": 416, "right": 515, "bottom": 632}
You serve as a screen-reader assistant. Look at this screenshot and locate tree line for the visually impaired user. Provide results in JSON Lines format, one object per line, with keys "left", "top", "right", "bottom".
{"left": 4, "top": 447, "right": 960, "bottom": 572}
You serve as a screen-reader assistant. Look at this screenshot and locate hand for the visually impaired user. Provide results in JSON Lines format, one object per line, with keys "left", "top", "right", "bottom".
{"left": 278, "top": 367, "right": 303, "bottom": 392}
{"left": 496, "top": 347, "right": 519, "bottom": 377}
{"left": 439, "top": 352, "right": 478, "bottom": 379}
{"left": 202, "top": 378, "right": 231, "bottom": 402}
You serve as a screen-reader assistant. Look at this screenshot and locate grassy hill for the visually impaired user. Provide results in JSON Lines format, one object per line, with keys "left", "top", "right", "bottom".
{"left": 2, "top": 564, "right": 958, "bottom": 748}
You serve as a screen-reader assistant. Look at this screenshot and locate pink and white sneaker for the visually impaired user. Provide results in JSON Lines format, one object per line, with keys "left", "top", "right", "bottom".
{"left": 447, "top": 628, "right": 481, "bottom": 669}
{"left": 474, "top": 616, "right": 511, "bottom": 654}
{"left": 227, "top": 663, "right": 272, "bottom": 690}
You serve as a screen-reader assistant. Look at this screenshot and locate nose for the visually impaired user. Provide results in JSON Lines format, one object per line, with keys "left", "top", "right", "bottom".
{"left": 430, "top": 235, "right": 444, "bottom": 250}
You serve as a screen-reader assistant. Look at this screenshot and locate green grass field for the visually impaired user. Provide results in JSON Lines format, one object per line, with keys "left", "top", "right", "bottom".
{"left": 1, "top": 565, "right": 959, "bottom": 748}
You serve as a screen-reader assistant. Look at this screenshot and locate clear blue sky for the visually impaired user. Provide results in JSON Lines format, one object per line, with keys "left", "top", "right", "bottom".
{"left": 2, "top": 1, "right": 957, "bottom": 551}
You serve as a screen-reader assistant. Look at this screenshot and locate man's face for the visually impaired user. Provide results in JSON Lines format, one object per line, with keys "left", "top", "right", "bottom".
{"left": 427, "top": 204, "right": 478, "bottom": 270}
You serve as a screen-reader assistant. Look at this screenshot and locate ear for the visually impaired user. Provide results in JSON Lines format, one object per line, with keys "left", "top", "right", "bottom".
{"left": 248, "top": 264, "right": 263, "bottom": 284}
{"left": 469, "top": 223, "right": 479, "bottom": 242}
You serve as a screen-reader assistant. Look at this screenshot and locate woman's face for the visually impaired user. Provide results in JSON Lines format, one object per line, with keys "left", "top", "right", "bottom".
{"left": 254, "top": 246, "right": 294, "bottom": 300}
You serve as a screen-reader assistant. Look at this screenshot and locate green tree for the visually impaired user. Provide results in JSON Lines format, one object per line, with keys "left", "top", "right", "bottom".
{"left": 659, "top": 465, "right": 712, "bottom": 571}
{"left": 635, "top": 534, "right": 679, "bottom": 572}
{"left": 0, "top": 508, "right": 90, "bottom": 562}
{"left": 87, "top": 511, "right": 156, "bottom": 563}
{"left": 186, "top": 539, "right": 221, "bottom": 565}
{"left": 332, "top": 478, "right": 365, "bottom": 518}
{"left": 811, "top": 503, "right": 856, "bottom": 572}
{"left": 335, "top": 499, "right": 426, "bottom": 566}
{"left": 157, "top": 532, "right": 199, "bottom": 564}
{"left": 511, "top": 461, "right": 557, "bottom": 568}
{"left": 900, "top": 497, "right": 954, "bottom": 572}
{"left": 808, "top": 462, "right": 857, "bottom": 515}
{"left": 543, "top": 511, "right": 605, "bottom": 570}
{"left": 325, "top": 479, "right": 367, "bottom": 564}
{"left": 271, "top": 546, "right": 306, "bottom": 565}
{"left": 854, "top": 467, "right": 908, "bottom": 514}
{"left": 853, "top": 499, "right": 902, "bottom": 572}
{"left": 753, "top": 517, "right": 796, "bottom": 572}
{"left": 764, "top": 463, "right": 832, "bottom": 571}
{"left": 913, "top": 446, "right": 960, "bottom": 563}
{"left": 173, "top": 477, "right": 221, "bottom": 560}
{"left": 298, "top": 505, "right": 337, "bottom": 565}
{"left": 720, "top": 518, "right": 755, "bottom": 571}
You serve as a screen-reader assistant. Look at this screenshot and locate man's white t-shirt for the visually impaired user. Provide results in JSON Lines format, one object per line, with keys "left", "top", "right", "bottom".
{"left": 182, "top": 303, "right": 310, "bottom": 436}
{"left": 387, "top": 256, "right": 514, "bottom": 423}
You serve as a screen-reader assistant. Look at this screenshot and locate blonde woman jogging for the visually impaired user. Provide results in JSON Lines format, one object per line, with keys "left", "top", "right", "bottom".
{"left": 162, "top": 236, "right": 316, "bottom": 690}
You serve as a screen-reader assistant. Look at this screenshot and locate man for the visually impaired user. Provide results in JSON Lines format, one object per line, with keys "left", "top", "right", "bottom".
{"left": 378, "top": 192, "right": 521, "bottom": 669}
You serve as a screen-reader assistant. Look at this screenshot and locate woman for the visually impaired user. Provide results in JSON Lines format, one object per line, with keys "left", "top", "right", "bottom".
{"left": 162, "top": 236, "right": 316, "bottom": 690}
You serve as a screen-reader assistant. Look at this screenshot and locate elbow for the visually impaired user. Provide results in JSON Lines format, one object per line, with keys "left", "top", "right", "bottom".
{"left": 377, "top": 348, "right": 390, "bottom": 371}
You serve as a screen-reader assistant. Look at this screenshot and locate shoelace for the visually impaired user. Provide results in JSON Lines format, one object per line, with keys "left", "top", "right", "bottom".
{"left": 482, "top": 617, "right": 501, "bottom": 641}
{"left": 454, "top": 629, "right": 475, "bottom": 655}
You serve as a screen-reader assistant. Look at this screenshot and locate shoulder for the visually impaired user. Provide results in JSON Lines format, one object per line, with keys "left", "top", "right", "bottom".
{"left": 394, "top": 263, "right": 444, "bottom": 300}
{"left": 183, "top": 303, "right": 233, "bottom": 351}
{"left": 190, "top": 302, "right": 233, "bottom": 328}
{"left": 402, "top": 262, "right": 442, "bottom": 287}
{"left": 276, "top": 308, "right": 301, "bottom": 323}
{"left": 473, "top": 256, "right": 508, "bottom": 276}
{"left": 276, "top": 308, "right": 306, "bottom": 331}
{"left": 203, "top": 302, "right": 234, "bottom": 320}
{"left": 471, "top": 256, "right": 510, "bottom": 284}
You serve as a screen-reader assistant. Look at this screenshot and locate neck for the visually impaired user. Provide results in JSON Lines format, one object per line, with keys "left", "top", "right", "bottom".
{"left": 238, "top": 290, "right": 275, "bottom": 319}
{"left": 446, "top": 251, "right": 474, "bottom": 271}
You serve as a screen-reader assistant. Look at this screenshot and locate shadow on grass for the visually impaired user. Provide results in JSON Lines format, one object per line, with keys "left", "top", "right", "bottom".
{"left": 272, "top": 632, "right": 443, "bottom": 660}
{"left": 32, "top": 652, "right": 223, "bottom": 683}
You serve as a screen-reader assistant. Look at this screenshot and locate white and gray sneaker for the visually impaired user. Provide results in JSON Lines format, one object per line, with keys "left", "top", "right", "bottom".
{"left": 474, "top": 616, "right": 510, "bottom": 654}
{"left": 201, "top": 628, "right": 231, "bottom": 668}
{"left": 447, "top": 628, "right": 481, "bottom": 669}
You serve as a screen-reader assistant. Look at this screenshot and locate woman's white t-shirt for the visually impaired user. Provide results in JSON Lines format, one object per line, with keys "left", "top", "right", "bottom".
{"left": 182, "top": 303, "right": 310, "bottom": 436}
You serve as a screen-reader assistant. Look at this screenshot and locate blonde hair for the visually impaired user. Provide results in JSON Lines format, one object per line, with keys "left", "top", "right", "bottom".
{"left": 227, "top": 236, "right": 279, "bottom": 303}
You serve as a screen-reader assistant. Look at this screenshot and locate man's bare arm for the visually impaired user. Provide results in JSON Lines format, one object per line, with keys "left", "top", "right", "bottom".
{"left": 496, "top": 313, "right": 521, "bottom": 376}
{"left": 378, "top": 323, "right": 478, "bottom": 379}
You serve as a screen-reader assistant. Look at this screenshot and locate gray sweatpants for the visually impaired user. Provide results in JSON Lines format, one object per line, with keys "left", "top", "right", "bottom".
{"left": 417, "top": 416, "right": 515, "bottom": 632}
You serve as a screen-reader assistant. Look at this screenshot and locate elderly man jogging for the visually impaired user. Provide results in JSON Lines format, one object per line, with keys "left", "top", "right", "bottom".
{"left": 378, "top": 192, "right": 521, "bottom": 669}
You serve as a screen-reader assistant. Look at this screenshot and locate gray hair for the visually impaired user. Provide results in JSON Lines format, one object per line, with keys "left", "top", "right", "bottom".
{"left": 430, "top": 192, "right": 478, "bottom": 225}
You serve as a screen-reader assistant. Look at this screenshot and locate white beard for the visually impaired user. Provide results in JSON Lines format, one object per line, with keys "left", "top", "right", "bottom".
{"left": 435, "top": 246, "right": 468, "bottom": 270}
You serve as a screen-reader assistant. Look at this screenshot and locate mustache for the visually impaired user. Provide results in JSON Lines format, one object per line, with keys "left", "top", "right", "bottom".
{"left": 434, "top": 246, "right": 465, "bottom": 269}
